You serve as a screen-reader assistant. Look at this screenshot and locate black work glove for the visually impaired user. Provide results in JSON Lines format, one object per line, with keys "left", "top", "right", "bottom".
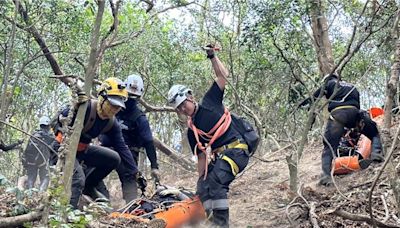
{"left": 77, "top": 91, "right": 89, "bottom": 104}
{"left": 298, "top": 97, "right": 311, "bottom": 110}
{"left": 136, "top": 172, "right": 147, "bottom": 192}
{"left": 204, "top": 44, "right": 216, "bottom": 59}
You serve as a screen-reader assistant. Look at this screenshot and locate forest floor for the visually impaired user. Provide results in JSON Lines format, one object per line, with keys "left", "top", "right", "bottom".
{"left": 2, "top": 121, "right": 400, "bottom": 227}
{"left": 102, "top": 127, "right": 400, "bottom": 228}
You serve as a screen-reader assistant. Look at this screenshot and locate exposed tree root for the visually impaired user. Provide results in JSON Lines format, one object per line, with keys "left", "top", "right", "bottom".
{"left": 0, "top": 205, "right": 44, "bottom": 228}
{"left": 333, "top": 209, "right": 399, "bottom": 228}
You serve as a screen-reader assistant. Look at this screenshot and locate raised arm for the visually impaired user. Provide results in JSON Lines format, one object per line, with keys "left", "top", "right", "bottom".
{"left": 206, "top": 45, "right": 229, "bottom": 91}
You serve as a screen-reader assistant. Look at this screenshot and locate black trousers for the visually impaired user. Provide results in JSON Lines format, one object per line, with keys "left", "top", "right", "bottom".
{"left": 70, "top": 145, "right": 120, "bottom": 208}
{"left": 96, "top": 146, "right": 139, "bottom": 201}
{"left": 26, "top": 164, "right": 49, "bottom": 191}
{"left": 197, "top": 148, "right": 249, "bottom": 227}
{"left": 321, "top": 108, "right": 379, "bottom": 176}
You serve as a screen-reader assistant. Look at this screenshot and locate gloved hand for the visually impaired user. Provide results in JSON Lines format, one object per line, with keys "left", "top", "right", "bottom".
{"left": 159, "top": 188, "right": 181, "bottom": 197}
{"left": 151, "top": 168, "right": 161, "bottom": 183}
{"left": 204, "top": 44, "right": 216, "bottom": 59}
{"left": 77, "top": 91, "right": 89, "bottom": 104}
{"left": 136, "top": 172, "right": 147, "bottom": 192}
{"left": 298, "top": 97, "right": 311, "bottom": 110}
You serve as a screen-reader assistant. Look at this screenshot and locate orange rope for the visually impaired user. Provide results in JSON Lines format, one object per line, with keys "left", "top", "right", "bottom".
{"left": 188, "top": 107, "right": 232, "bottom": 180}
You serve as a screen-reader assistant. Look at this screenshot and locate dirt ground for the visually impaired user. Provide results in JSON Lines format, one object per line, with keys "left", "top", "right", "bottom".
{"left": 2, "top": 129, "right": 400, "bottom": 227}
{"left": 126, "top": 137, "right": 400, "bottom": 228}
{"left": 102, "top": 136, "right": 400, "bottom": 228}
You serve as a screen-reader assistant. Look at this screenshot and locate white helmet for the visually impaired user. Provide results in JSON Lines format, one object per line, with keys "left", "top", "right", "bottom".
{"left": 125, "top": 74, "right": 144, "bottom": 97}
{"left": 322, "top": 73, "right": 339, "bottom": 82}
{"left": 167, "top": 85, "right": 192, "bottom": 109}
{"left": 39, "top": 116, "right": 51, "bottom": 126}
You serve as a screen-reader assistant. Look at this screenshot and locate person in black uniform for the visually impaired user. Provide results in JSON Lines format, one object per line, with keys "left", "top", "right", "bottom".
{"left": 99, "top": 74, "right": 159, "bottom": 203}
{"left": 23, "top": 116, "right": 58, "bottom": 191}
{"left": 167, "top": 46, "right": 249, "bottom": 227}
{"left": 55, "top": 77, "right": 138, "bottom": 208}
{"left": 300, "top": 73, "right": 384, "bottom": 186}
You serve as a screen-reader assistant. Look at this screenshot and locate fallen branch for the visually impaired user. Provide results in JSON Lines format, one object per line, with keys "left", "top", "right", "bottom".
{"left": 333, "top": 209, "right": 399, "bottom": 228}
{"left": 381, "top": 195, "right": 390, "bottom": 223}
{"left": 0, "top": 205, "right": 44, "bottom": 227}
{"left": 368, "top": 116, "right": 400, "bottom": 227}
{"left": 309, "top": 202, "right": 320, "bottom": 228}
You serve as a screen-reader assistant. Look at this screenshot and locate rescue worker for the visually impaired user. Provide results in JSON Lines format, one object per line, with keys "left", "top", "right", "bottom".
{"left": 99, "top": 74, "right": 160, "bottom": 203}
{"left": 300, "top": 73, "right": 384, "bottom": 186}
{"left": 23, "top": 116, "right": 58, "bottom": 191}
{"left": 55, "top": 77, "right": 138, "bottom": 208}
{"left": 167, "top": 46, "right": 249, "bottom": 227}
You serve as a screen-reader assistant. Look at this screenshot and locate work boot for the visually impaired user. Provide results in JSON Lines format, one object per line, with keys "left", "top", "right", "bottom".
{"left": 122, "top": 179, "right": 138, "bottom": 203}
{"left": 370, "top": 136, "right": 384, "bottom": 163}
{"left": 83, "top": 186, "right": 109, "bottom": 202}
{"left": 39, "top": 177, "right": 50, "bottom": 192}
{"left": 211, "top": 209, "right": 229, "bottom": 228}
{"left": 358, "top": 158, "right": 372, "bottom": 169}
{"left": 318, "top": 174, "right": 333, "bottom": 186}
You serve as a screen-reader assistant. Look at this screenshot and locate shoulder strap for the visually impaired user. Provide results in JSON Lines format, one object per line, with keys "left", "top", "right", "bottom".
{"left": 83, "top": 100, "right": 97, "bottom": 133}
{"left": 101, "top": 117, "right": 115, "bottom": 134}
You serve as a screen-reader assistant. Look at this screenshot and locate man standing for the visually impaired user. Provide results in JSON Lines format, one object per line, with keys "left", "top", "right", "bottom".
{"left": 167, "top": 46, "right": 249, "bottom": 227}
{"left": 23, "top": 116, "right": 58, "bottom": 191}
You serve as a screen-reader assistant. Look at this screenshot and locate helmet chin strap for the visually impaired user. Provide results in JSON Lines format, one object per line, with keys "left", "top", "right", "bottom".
{"left": 97, "top": 95, "right": 115, "bottom": 120}
{"left": 188, "top": 99, "right": 198, "bottom": 117}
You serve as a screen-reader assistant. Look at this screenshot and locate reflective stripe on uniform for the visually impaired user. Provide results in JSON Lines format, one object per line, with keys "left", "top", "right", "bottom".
{"left": 212, "top": 199, "right": 229, "bottom": 210}
{"left": 221, "top": 155, "right": 239, "bottom": 176}
{"left": 203, "top": 199, "right": 212, "bottom": 210}
{"left": 331, "top": 105, "right": 357, "bottom": 112}
{"left": 329, "top": 105, "right": 358, "bottom": 123}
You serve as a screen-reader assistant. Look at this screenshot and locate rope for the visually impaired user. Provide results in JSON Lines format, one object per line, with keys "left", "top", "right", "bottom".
{"left": 188, "top": 107, "right": 232, "bottom": 179}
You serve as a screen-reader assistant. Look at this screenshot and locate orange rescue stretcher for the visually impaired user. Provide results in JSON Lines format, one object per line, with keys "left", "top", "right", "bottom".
{"left": 110, "top": 194, "right": 206, "bottom": 228}
{"left": 333, "top": 107, "right": 384, "bottom": 175}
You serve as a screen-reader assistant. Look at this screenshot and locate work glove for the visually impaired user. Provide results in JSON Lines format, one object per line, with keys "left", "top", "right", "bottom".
{"left": 297, "top": 97, "right": 311, "bottom": 110}
{"left": 151, "top": 168, "right": 161, "bottom": 183}
{"left": 204, "top": 44, "right": 216, "bottom": 59}
{"left": 136, "top": 172, "right": 147, "bottom": 192}
{"left": 159, "top": 188, "right": 181, "bottom": 197}
{"left": 77, "top": 91, "right": 89, "bottom": 104}
{"left": 158, "top": 187, "right": 190, "bottom": 200}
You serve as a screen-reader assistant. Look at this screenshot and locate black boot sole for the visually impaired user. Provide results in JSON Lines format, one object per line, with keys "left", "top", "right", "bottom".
{"left": 359, "top": 159, "right": 372, "bottom": 169}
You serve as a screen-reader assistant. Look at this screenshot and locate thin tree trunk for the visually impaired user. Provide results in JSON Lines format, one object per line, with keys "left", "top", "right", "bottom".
{"left": 309, "top": 0, "right": 335, "bottom": 76}
{"left": 62, "top": 0, "right": 105, "bottom": 203}
{"left": 286, "top": 0, "right": 335, "bottom": 191}
{"left": 0, "top": 0, "right": 18, "bottom": 130}
{"left": 384, "top": 8, "right": 400, "bottom": 216}
{"left": 153, "top": 137, "right": 196, "bottom": 172}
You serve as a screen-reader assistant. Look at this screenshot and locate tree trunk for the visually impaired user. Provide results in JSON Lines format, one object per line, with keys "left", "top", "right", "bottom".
{"left": 384, "top": 8, "right": 400, "bottom": 216}
{"left": 62, "top": 0, "right": 106, "bottom": 203}
{"left": 0, "top": 1, "right": 18, "bottom": 132}
{"left": 153, "top": 137, "right": 196, "bottom": 172}
{"left": 309, "top": 0, "right": 335, "bottom": 76}
{"left": 286, "top": 0, "right": 335, "bottom": 191}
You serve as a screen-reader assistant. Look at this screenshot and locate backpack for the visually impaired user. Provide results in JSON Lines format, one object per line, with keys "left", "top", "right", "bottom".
{"left": 24, "top": 130, "right": 55, "bottom": 166}
{"left": 230, "top": 113, "right": 260, "bottom": 155}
